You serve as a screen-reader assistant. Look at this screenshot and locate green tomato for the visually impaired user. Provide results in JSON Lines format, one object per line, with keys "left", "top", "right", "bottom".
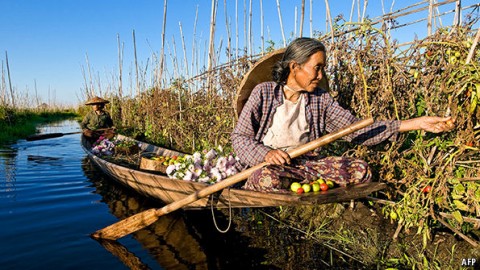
{"left": 302, "top": 184, "right": 311, "bottom": 193}
{"left": 326, "top": 180, "right": 335, "bottom": 188}
{"left": 311, "top": 182, "right": 320, "bottom": 192}
{"left": 290, "top": 182, "right": 301, "bottom": 192}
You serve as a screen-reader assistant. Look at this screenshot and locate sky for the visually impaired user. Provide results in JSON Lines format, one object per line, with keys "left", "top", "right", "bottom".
{"left": 0, "top": 0, "right": 478, "bottom": 107}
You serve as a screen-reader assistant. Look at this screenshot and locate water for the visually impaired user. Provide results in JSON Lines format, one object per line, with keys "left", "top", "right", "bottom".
{"left": 0, "top": 120, "right": 295, "bottom": 269}
{"left": 0, "top": 120, "right": 368, "bottom": 270}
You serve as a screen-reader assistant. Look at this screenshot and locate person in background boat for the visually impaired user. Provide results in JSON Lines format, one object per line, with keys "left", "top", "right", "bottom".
{"left": 231, "top": 37, "right": 455, "bottom": 192}
{"left": 81, "top": 96, "right": 115, "bottom": 142}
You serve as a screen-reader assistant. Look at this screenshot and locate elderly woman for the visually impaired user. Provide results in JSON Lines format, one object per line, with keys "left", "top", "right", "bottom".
{"left": 81, "top": 96, "right": 115, "bottom": 141}
{"left": 232, "top": 37, "right": 454, "bottom": 192}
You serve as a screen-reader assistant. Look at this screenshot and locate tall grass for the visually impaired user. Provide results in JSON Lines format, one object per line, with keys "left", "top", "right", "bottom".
{"left": 0, "top": 105, "right": 78, "bottom": 145}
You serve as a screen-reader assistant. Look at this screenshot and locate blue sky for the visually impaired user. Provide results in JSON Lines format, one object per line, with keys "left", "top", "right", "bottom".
{"left": 1, "top": 0, "right": 477, "bottom": 106}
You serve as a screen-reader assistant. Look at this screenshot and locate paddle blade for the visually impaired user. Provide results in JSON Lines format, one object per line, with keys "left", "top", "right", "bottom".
{"left": 91, "top": 208, "right": 159, "bottom": 240}
{"left": 26, "top": 133, "right": 65, "bottom": 141}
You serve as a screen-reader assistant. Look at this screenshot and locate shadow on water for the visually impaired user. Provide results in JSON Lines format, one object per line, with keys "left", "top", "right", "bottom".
{"left": 81, "top": 156, "right": 375, "bottom": 270}
{"left": 82, "top": 157, "right": 276, "bottom": 270}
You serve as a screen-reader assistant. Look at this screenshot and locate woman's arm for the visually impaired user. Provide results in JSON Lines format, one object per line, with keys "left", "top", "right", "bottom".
{"left": 232, "top": 87, "right": 273, "bottom": 167}
{"left": 399, "top": 116, "right": 454, "bottom": 133}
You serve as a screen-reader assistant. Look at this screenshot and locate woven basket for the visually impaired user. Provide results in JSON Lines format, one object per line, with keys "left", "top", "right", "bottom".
{"left": 139, "top": 153, "right": 169, "bottom": 173}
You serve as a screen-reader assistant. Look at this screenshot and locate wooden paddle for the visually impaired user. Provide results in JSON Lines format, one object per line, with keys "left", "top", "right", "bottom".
{"left": 91, "top": 117, "right": 374, "bottom": 240}
{"left": 26, "top": 131, "right": 83, "bottom": 141}
{"left": 26, "top": 128, "right": 113, "bottom": 141}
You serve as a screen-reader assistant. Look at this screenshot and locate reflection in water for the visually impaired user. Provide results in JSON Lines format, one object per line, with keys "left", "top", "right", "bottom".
{"left": 82, "top": 154, "right": 370, "bottom": 269}
{"left": 82, "top": 157, "right": 277, "bottom": 270}
{"left": 27, "top": 155, "right": 62, "bottom": 165}
{"left": 83, "top": 157, "right": 209, "bottom": 269}
{"left": 0, "top": 148, "right": 17, "bottom": 199}
{"left": 95, "top": 239, "right": 151, "bottom": 270}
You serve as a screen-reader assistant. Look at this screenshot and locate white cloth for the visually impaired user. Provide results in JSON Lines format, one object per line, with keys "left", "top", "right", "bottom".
{"left": 262, "top": 93, "right": 310, "bottom": 151}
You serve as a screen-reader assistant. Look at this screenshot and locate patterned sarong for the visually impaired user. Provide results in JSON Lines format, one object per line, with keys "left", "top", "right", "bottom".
{"left": 243, "top": 155, "right": 372, "bottom": 192}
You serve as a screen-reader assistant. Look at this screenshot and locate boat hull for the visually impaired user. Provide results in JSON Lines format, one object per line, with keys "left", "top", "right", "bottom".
{"left": 82, "top": 135, "right": 386, "bottom": 209}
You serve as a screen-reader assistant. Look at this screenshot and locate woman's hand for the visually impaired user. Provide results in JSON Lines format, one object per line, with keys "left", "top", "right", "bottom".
{"left": 264, "top": 149, "right": 291, "bottom": 165}
{"left": 83, "top": 129, "right": 93, "bottom": 137}
{"left": 400, "top": 116, "right": 455, "bottom": 133}
{"left": 420, "top": 116, "right": 455, "bottom": 133}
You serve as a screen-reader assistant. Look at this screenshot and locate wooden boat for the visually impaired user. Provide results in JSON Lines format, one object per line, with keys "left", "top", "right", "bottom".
{"left": 82, "top": 134, "right": 386, "bottom": 209}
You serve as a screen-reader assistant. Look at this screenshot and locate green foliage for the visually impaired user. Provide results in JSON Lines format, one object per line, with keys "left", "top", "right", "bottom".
{"left": 102, "top": 21, "right": 478, "bottom": 266}
{"left": 0, "top": 105, "right": 78, "bottom": 145}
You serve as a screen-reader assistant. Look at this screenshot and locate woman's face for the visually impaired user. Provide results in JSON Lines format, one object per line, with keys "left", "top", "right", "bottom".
{"left": 93, "top": 104, "right": 104, "bottom": 112}
{"left": 288, "top": 51, "right": 326, "bottom": 92}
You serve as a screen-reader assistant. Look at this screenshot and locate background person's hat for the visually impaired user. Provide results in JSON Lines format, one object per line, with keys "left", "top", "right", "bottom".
{"left": 235, "top": 48, "right": 329, "bottom": 117}
{"left": 85, "top": 96, "right": 110, "bottom": 105}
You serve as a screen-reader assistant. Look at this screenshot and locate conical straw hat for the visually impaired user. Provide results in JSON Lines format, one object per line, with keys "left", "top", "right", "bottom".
{"left": 235, "top": 48, "right": 329, "bottom": 117}
{"left": 85, "top": 96, "right": 110, "bottom": 105}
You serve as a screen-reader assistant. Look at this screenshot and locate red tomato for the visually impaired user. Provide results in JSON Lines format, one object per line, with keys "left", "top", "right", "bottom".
{"left": 296, "top": 187, "right": 304, "bottom": 194}
{"left": 422, "top": 185, "right": 432, "bottom": 193}
{"left": 319, "top": 183, "right": 329, "bottom": 191}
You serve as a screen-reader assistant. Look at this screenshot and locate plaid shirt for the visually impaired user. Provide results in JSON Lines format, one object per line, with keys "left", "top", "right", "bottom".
{"left": 231, "top": 82, "right": 401, "bottom": 167}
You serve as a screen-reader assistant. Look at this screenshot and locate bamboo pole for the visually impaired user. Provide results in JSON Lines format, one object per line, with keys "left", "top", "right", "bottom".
{"left": 223, "top": 0, "right": 232, "bottom": 64}
{"left": 348, "top": 0, "right": 355, "bottom": 37}
{"left": 158, "top": 0, "right": 168, "bottom": 88}
{"left": 131, "top": 30, "right": 140, "bottom": 97}
{"left": 439, "top": 212, "right": 480, "bottom": 228}
{"left": 276, "top": 0, "right": 287, "bottom": 47}
{"left": 357, "top": 0, "right": 360, "bottom": 21}
{"left": 235, "top": 0, "right": 239, "bottom": 59}
{"left": 436, "top": 216, "right": 479, "bottom": 247}
{"left": 34, "top": 79, "right": 39, "bottom": 108}
{"left": 171, "top": 36, "right": 180, "bottom": 78}
{"left": 298, "top": 0, "right": 305, "bottom": 37}
{"left": 309, "top": 0, "right": 313, "bottom": 37}
{"left": 207, "top": 0, "right": 218, "bottom": 95}
{"left": 361, "top": 0, "right": 369, "bottom": 22}
{"left": 5, "top": 51, "right": 14, "bottom": 108}
{"left": 192, "top": 5, "right": 199, "bottom": 92}
{"left": 243, "top": 0, "right": 247, "bottom": 54}
{"left": 179, "top": 22, "right": 190, "bottom": 78}
{"left": 249, "top": 0, "right": 253, "bottom": 56}
{"left": 466, "top": 27, "right": 480, "bottom": 65}
{"left": 454, "top": 0, "right": 461, "bottom": 27}
{"left": 434, "top": 0, "right": 443, "bottom": 28}
{"left": 84, "top": 54, "right": 93, "bottom": 96}
{"left": 260, "top": 0, "right": 264, "bottom": 54}
{"left": 428, "top": 0, "right": 434, "bottom": 35}
{"left": 324, "top": 0, "right": 337, "bottom": 65}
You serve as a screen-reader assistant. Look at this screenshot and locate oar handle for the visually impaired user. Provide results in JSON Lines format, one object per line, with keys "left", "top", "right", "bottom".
{"left": 155, "top": 117, "right": 374, "bottom": 217}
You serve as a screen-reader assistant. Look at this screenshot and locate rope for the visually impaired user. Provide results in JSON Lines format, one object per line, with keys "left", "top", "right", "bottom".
{"left": 210, "top": 188, "right": 232, "bottom": 233}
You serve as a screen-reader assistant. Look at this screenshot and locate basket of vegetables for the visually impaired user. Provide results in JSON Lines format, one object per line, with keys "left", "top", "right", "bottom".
{"left": 114, "top": 139, "right": 140, "bottom": 155}
{"left": 139, "top": 153, "right": 180, "bottom": 173}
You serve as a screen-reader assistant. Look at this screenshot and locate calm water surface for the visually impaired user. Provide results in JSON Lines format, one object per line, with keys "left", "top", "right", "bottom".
{"left": 1, "top": 120, "right": 354, "bottom": 270}
{"left": 0, "top": 121, "right": 273, "bottom": 270}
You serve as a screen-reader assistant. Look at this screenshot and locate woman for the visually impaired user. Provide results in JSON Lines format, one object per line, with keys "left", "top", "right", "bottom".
{"left": 232, "top": 37, "right": 454, "bottom": 192}
{"left": 81, "top": 96, "right": 115, "bottom": 141}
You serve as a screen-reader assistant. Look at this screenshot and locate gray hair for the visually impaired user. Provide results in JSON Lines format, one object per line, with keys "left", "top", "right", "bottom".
{"left": 272, "top": 37, "right": 326, "bottom": 84}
